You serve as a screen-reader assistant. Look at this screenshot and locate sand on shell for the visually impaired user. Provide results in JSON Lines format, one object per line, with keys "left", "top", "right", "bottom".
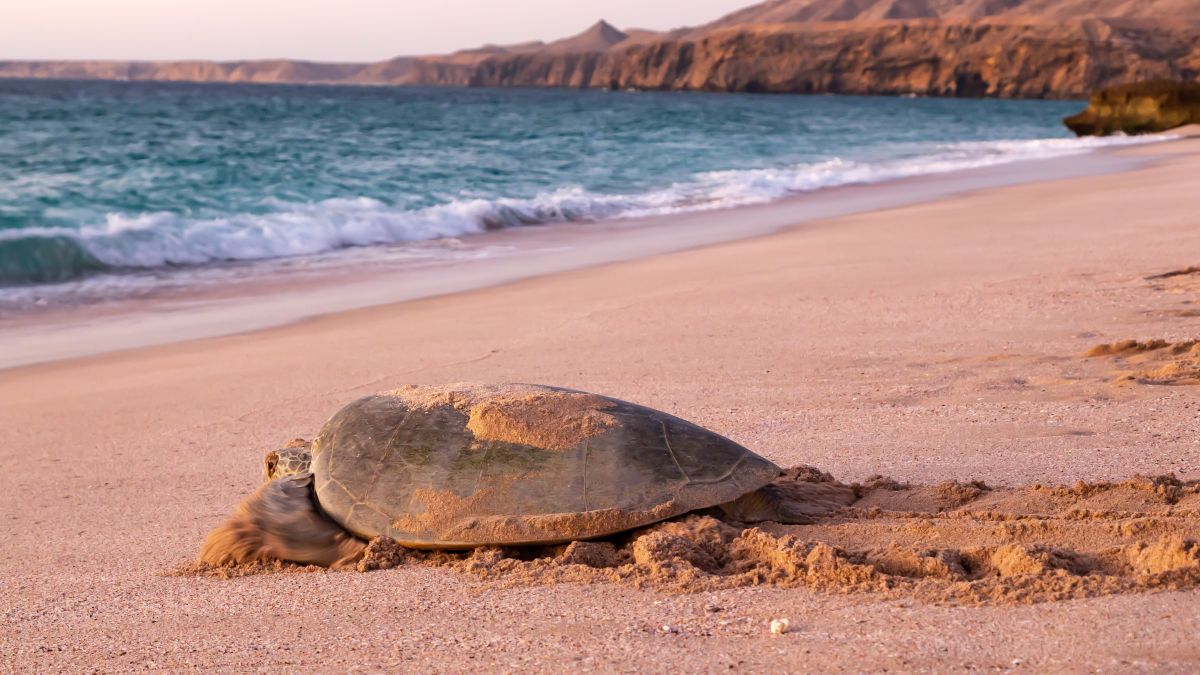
{"left": 183, "top": 466, "right": 1200, "bottom": 605}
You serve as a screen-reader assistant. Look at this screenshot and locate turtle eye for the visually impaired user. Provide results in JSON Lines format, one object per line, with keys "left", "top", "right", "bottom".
{"left": 263, "top": 452, "right": 280, "bottom": 480}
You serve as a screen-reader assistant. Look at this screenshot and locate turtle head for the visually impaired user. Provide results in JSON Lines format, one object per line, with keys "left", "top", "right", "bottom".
{"left": 200, "top": 437, "right": 364, "bottom": 569}
{"left": 263, "top": 439, "right": 313, "bottom": 481}
{"left": 200, "top": 473, "right": 366, "bottom": 569}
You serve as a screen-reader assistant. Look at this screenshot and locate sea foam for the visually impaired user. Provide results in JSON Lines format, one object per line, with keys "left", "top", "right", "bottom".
{"left": 0, "top": 134, "right": 1165, "bottom": 291}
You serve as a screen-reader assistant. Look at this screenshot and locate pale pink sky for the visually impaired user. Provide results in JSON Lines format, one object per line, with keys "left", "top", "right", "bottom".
{"left": 0, "top": 0, "right": 752, "bottom": 61}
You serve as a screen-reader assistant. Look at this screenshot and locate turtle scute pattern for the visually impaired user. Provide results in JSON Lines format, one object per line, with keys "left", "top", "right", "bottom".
{"left": 311, "top": 383, "right": 782, "bottom": 548}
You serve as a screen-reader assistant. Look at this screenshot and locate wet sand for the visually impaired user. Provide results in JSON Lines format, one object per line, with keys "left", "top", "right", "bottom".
{"left": 0, "top": 144, "right": 1148, "bottom": 370}
{"left": 4, "top": 135, "right": 1200, "bottom": 672}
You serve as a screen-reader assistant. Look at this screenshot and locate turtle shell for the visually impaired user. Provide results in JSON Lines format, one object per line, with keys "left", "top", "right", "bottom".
{"left": 311, "top": 383, "right": 781, "bottom": 548}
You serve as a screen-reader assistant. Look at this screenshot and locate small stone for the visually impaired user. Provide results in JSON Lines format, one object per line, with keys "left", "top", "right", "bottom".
{"left": 769, "top": 618, "right": 791, "bottom": 636}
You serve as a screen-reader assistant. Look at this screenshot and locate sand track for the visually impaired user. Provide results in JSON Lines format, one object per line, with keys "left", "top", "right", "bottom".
{"left": 186, "top": 467, "right": 1200, "bottom": 606}
{"left": 1147, "top": 265, "right": 1200, "bottom": 281}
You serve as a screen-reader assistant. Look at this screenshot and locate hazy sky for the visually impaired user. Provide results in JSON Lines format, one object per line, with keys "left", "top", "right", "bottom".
{"left": 0, "top": 1, "right": 753, "bottom": 61}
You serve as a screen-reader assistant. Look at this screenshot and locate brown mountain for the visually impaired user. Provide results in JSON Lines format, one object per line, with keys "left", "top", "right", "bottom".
{"left": 2, "top": 0, "right": 1198, "bottom": 98}
{"left": 449, "top": 0, "right": 1200, "bottom": 97}
{"left": 693, "top": 0, "right": 1200, "bottom": 25}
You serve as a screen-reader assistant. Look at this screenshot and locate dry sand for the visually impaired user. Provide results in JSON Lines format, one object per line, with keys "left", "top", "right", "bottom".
{"left": 4, "top": 137, "right": 1200, "bottom": 671}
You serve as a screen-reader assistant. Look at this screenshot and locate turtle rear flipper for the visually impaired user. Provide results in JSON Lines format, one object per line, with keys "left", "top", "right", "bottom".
{"left": 717, "top": 484, "right": 815, "bottom": 525}
{"left": 201, "top": 474, "right": 365, "bottom": 568}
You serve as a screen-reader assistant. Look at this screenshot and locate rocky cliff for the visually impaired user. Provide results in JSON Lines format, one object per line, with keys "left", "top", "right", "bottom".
{"left": 458, "top": 20, "right": 1200, "bottom": 99}
{"left": 2, "top": 0, "right": 1199, "bottom": 99}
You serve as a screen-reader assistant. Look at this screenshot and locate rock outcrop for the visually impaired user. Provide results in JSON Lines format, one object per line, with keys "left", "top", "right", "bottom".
{"left": 1064, "top": 80, "right": 1200, "bottom": 135}
{"left": 2, "top": 1, "right": 1199, "bottom": 100}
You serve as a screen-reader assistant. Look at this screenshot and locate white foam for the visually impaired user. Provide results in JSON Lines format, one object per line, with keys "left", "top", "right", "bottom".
{"left": 0, "top": 134, "right": 1169, "bottom": 277}
{"left": 678, "top": 134, "right": 1165, "bottom": 211}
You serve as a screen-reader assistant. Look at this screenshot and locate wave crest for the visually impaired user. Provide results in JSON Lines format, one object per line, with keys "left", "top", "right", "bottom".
{"left": 0, "top": 134, "right": 1165, "bottom": 286}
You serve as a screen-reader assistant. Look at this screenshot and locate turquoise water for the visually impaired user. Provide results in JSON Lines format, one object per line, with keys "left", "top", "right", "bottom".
{"left": 0, "top": 80, "right": 1124, "bottom": 304}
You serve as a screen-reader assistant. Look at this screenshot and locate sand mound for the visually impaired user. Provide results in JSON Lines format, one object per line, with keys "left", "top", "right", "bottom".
{"left": 1085, "top": 339, "right": 1200, "bottom": 384}
{"left": 189, "top": 468, "right": 1200, "bottom": 605}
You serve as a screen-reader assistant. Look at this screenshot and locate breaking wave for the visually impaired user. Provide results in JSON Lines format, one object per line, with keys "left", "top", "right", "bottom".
{"left": 0, "top": 134, "right": 1164, "bottom": 287}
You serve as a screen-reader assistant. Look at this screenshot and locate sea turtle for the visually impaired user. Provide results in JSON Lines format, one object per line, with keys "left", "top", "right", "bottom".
{"left": 201, "top": 383, "right": 811, "bottom": 568}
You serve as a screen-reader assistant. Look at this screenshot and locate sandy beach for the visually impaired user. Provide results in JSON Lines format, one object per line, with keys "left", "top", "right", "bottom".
{"left": 4, "top": 134, "right": 1200, "bottom": 672}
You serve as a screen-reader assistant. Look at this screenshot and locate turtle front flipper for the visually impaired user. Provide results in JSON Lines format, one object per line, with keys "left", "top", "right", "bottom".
{"left": 201, "top": 474, "right": 365, "bottom": 569}
{"left": 717, "top": 484, "right": 815, "bottom": 525}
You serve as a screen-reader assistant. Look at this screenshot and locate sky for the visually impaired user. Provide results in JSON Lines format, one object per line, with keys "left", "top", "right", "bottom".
{"left": 0, "top": 0, "right": 753, "bottom": 62}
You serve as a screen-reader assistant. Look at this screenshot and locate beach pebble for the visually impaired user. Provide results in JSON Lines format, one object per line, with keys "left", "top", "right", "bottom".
{"left": 769, "top": 618, "right": 791, "bottom": 636}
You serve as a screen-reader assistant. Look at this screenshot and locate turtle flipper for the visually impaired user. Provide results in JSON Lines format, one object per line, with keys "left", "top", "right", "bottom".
{"left": 201, "top": 473, "right": 365, "bottom": 569}
{"left": 717, "top": 484, "right": 815, "bottom": 525}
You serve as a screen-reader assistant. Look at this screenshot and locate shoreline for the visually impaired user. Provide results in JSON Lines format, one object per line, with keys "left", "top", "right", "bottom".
{"left": 0, "top": 138, "right": 1169, "bottom": 371}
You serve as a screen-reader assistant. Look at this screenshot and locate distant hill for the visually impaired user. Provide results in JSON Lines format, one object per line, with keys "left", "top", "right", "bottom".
{"left": 2, "top": 0, "right": 1198, "bottom": 98}
{"left": 0, "top": 59, "right": 370, "bottom": 85}
{"left": 543, "top": 20, "right": 631, "bottom": 53}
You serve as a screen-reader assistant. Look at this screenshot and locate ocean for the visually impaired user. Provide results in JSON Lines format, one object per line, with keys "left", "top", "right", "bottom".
{"left": 0, "top": 79, "right": 1145, "bottom": 309}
